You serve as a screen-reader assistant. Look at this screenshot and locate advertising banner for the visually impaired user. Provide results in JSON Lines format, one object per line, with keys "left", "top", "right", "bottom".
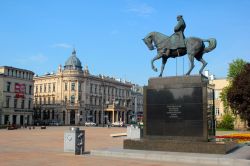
{"left": 15, "top": 83, "right": 25, "bottom": 98}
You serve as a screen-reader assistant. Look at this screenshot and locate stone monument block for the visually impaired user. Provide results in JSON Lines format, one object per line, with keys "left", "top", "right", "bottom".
{"left": 64, "top": 127, "right": 85, "bottom": 155}
{"left": 143, "top": 75, "right": 213, "bottom": 141}
{"left": 124, "top": 76, "right": 237, "bottom": 154}
{"left": 127, "top": 125, "right": 143, "bottom": 139}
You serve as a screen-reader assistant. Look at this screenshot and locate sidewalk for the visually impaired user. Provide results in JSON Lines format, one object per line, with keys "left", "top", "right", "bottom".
{"left": 0, "top": 126, "right": 249, "bottom": 166}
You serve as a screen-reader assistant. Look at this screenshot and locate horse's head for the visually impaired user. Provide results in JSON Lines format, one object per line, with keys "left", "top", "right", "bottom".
{"left": 142, "top": 34, "right": 154, "bottom": 50}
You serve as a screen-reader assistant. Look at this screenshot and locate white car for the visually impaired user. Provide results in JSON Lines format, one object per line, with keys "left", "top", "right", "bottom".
{"left": 84, "top": 122, "right": 96, "bottom": 127}
{"left": 111, "top": 121, "right": 124, "bottom": 127}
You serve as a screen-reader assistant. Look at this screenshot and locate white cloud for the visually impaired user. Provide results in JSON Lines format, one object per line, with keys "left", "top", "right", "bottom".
{"left": 52, "top": 43, "right": 73, "bottom": 49}
{"left": 126, "top": 2, "right": 155, "bottom": 16}
{"left": 29, "top": 54, "right": 48, "bottom": 63}
{"left": 15, "top": 53, "right": 48, "bottom": 65}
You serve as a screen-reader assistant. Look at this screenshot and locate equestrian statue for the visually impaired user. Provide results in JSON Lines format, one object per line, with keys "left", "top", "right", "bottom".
{"left": 143, "top": 15, "right": 217, "bottom": 77}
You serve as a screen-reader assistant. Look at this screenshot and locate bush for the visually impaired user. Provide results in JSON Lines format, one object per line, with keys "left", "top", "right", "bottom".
{"left": 217, "top": 113, "right": 234, "bottom": 130}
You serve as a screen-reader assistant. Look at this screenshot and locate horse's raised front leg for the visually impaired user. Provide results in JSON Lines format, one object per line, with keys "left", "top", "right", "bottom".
{"left": 186, "top": 53, "right": 195, "bottom": 75}
{"left": 151, "top": 53, "right": 162, "bottom": 72}
{"left": 198, "top": 57, "right": 207, "bottom": 75}
{"left": 159, "top": 57, "right": 168, "bottom": 77}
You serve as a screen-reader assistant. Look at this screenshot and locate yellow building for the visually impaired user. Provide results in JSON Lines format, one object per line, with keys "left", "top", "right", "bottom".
{"left": 0, "top": 66, "right": 34, "bottom": 125}
{"left": 34, "top": 50, "right": 133, "bottom": 125}
{"left": 210, "top": 78, "right": 246, "bottom": 129}
{"left": 210, "top": 78, "right": 229, "bottom": 122}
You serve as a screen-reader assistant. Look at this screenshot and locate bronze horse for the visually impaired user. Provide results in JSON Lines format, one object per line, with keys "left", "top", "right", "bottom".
{"left": 143, "top": 32, "right": 217, "bottom": 77}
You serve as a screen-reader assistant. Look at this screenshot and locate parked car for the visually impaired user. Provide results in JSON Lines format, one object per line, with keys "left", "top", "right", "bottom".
{"left": 111, "top": 121, "right": 124, "bottom": 127}
{"left": 84, "top": 122, "right": 96, "bottom": 127}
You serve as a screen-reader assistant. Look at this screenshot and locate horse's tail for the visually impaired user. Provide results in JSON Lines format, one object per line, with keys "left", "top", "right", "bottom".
{"left": 203, "top": 38, "right": 217, "bottom": 53}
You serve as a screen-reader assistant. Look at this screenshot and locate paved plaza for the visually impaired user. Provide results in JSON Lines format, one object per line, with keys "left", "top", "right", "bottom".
{"left": 0, "top": 126, "right": 248, "bottom": 166}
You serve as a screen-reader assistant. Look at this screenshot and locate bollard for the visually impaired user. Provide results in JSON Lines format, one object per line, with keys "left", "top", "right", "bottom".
{"left": 64, "top": 127, "right": 85, "bottom": 155}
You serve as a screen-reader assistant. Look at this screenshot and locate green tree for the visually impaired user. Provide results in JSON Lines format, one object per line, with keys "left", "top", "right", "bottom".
{"left": 217, "top": 113, "right": 234, "bottom": 130}
{"left": 220, "top": 86, "right": 230, "bottom": 112}
{"left": 220, "top": 59, "right": 247, "bottom": 111}
{"left": 227, "top": 63, "right": 250, "bottom": 127}
{"left": 227, "top": 58, "right": 247, "bottom": 80}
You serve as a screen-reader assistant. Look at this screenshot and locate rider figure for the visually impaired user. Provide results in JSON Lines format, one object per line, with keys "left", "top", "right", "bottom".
{"left": 164, "top": 15, "right": 186, "bottom": 56}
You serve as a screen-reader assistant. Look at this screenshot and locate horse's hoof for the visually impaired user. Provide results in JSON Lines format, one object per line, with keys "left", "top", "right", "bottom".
{"left": 159, "top": 74, "right": 162, "bottom": 77}
{"left": 154, "top": 68, "right": 158, "bottom": 72}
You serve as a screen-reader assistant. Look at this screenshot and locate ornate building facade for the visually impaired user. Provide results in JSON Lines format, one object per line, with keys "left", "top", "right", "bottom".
{"left": 0, "top": 66, "right": 34, "bottom": 125}
{"left": 131, "top": 84, "right": 143, "bottom": 122}
{"left": 33, "top": 50, "right": 133, "bottom": 125}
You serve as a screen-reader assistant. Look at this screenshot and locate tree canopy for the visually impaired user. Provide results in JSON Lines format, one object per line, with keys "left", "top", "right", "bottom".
{"left": 220, "top": 59, "right": 247, "bottom": 112}
{"left": 227, "top": 59, "right": 247, "bottom": 80}
{"left": 227, "top": 63, "right": 250, "bottom": 127}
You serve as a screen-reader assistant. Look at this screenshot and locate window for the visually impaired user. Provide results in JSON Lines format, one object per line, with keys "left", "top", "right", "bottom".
{"left": 52, "top": 97, "right": 55, "bottom": 104}
{"left": 21, "top": 99, "right": 25, "bottom": 109}
{"left": 48, "top": 97, "right": 50, "bottom": 104}
{"left": 71, "top": 82, "right": 75, "bottom": 91}
{"left": 90, "top": 97, "right": 92, "bottom": 105}
{"left": 44, "top": 84, "right": 46, "bottom": 93}
{"left": 35, "top": 85, "right": 38, "bottom": 93}
{"left": 40, "top": 85, "right": 42, "bottom": 93}
{"left": 65, "top": 82, "right": 68, "bottom": 91}
{"left": 44, "top": 97, "right": 46, "bottom": 104}
{"left": 48, "top": 83, "right": 51, "bottom": 92}
{"left": 90, "top": 84, "right": 93, "bottom": 93}
{"left": 39, "top": 97, "right": 42, "bottom": 105}
{"left": 6, "top": 96, "right": 10, "bottom": 108}
{"left": 6, "top": 82, "right": 11, "bottom": 92}
{"left": 215, "top": 90, "right": 220, "bottom": 100}
{"left": 65, "top": 96, "right": 67, "bottom": 103}
{"left": 28, "top": 99, "right": 32, "bottom": 109}
{"left": 216, "top": 108, "right": 220, "bottom": 116}
{"left": 78, "top": 83, "right": 81, "bottom": 92}
{"left": 95, "top": 85, "right": 97, "bottom": 94}
{"left": 71, "top": 95, "right": 75, "bottom": 104}
{"left": 14, "top": 98, "right": 17, "bottom": 108}
{"left": 35, "top": 97, "right": 37, "bottom": 105}
{"left": 53, "top": 83, "right": 56, "bottom": 92}
{"left": 29, "top": 85, "right": 32, "bottom": 94}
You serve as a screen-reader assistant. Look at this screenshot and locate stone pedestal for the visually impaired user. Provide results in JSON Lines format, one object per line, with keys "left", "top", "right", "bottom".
{"left": 124, "top": 139, "right": 238, "bottom": 154}
{"left": 124, "top": 76, "right": 237, "bottom": 154}
{"left": 64, "top": 127, "right": 85, "bottom": 155}
{"left": 143, "top": 75, "right": 214, "bottom": 141}
{"left": 127, "top": 125, "right": 143, "bottom": 139}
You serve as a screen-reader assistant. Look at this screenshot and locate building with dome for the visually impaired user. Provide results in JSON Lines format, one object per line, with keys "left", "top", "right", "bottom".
{"left": 33, "top": 49, "right": 133, "bottom": 125}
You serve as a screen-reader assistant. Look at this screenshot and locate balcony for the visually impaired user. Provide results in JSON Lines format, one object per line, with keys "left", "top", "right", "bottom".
{"left": 66, "top": 102, "right": 80, "bottom": 110}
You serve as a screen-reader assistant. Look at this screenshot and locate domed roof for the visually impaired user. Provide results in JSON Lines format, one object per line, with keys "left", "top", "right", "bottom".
{"left": 64, "top": 49, "right": 82, "bottom": 71}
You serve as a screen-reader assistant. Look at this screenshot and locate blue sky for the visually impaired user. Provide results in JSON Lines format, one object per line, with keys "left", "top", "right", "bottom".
{"left": 0, "top": 0, "right": 249, "bottom": 85}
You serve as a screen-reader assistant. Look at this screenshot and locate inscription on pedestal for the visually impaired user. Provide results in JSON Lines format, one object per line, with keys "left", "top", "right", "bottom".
{"left": 166, "top": 105, "right": 183, "bottom": 121}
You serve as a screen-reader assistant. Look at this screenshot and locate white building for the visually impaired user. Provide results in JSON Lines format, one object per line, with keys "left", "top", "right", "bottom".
{"left": 0, "top": 66, "right": 34, "bottom": 125}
